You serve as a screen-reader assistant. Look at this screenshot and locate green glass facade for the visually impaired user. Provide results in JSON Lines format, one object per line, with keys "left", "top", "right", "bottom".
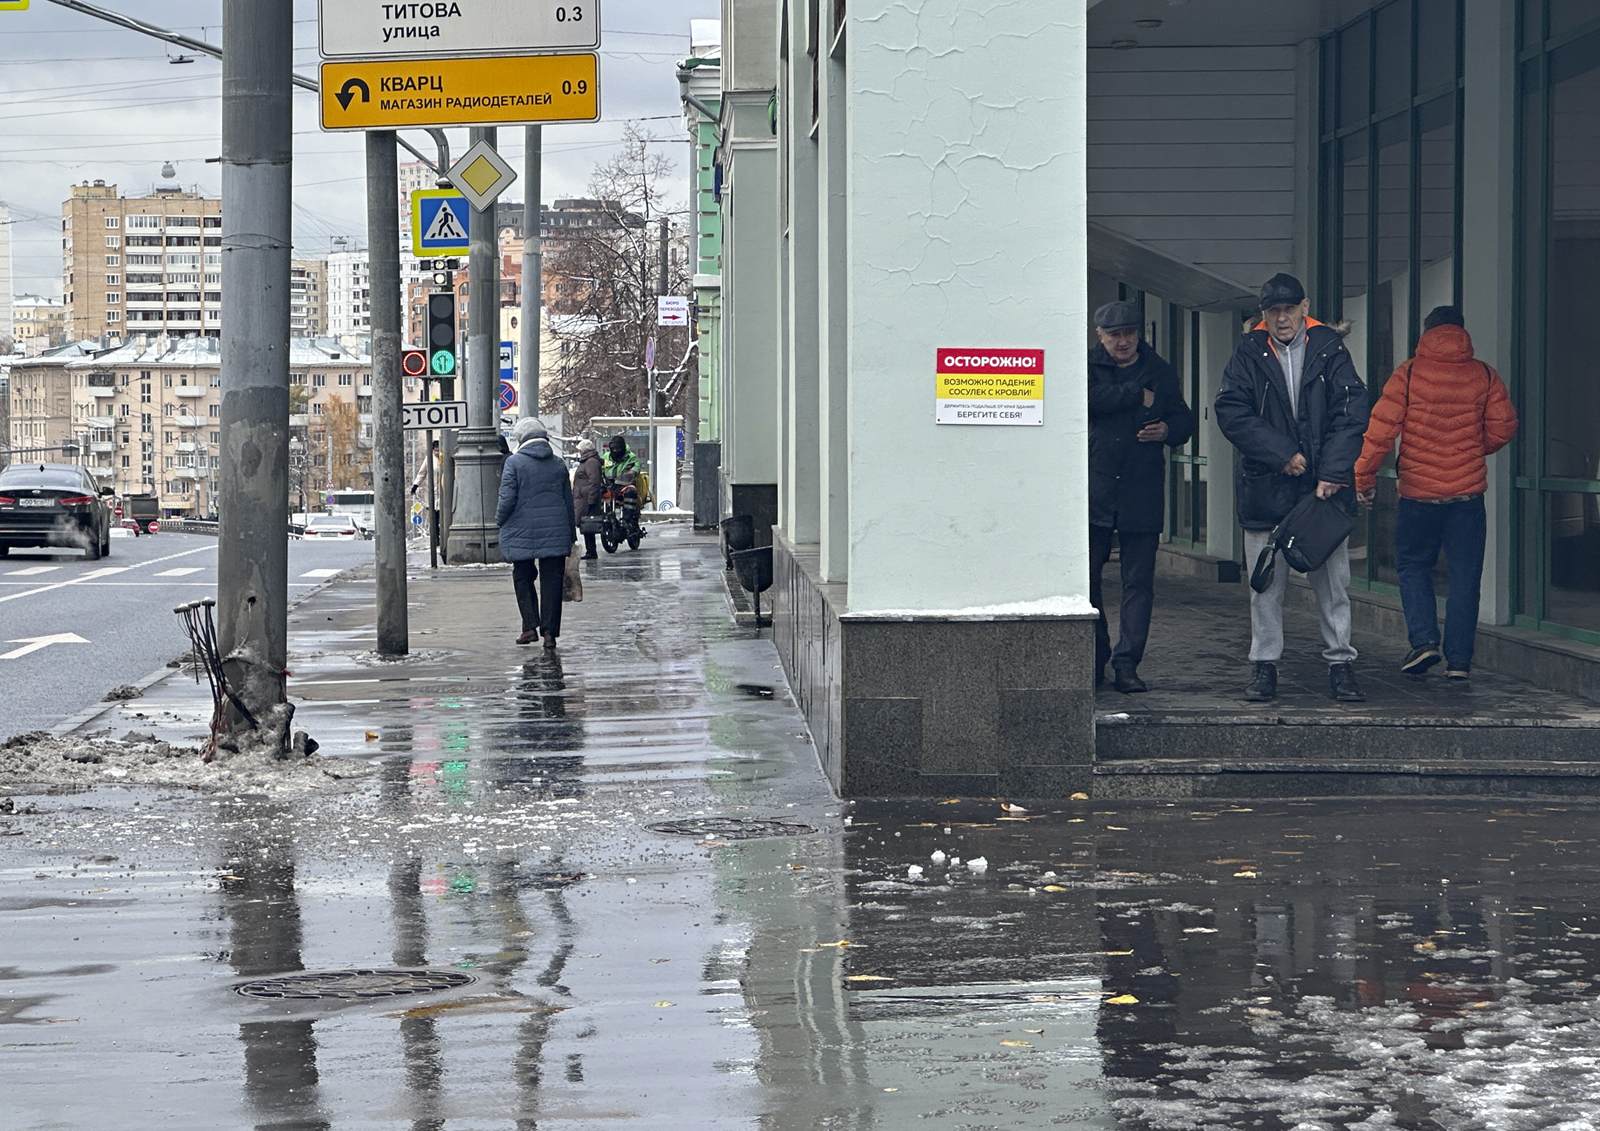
{"left": 1513, "top": 1, "right": 1600, "bottom": 642}
{"left": 1318, "top": 0, "right": 1465, "bottom": 595}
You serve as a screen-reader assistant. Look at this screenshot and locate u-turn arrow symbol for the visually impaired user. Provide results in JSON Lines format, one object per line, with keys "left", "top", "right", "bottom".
{"left": 335, "top": 78, "right": 370, "bottom": 111}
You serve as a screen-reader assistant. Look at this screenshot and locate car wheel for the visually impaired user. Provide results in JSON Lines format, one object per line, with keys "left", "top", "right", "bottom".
{"left": 101, "top": 526, "right": 111, "bottom": 558}
{"left": 85, "top": 531, "right": 102, "bottom": 560}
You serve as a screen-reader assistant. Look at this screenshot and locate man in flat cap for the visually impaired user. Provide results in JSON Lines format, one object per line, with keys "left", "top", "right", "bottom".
{"left": 1215, "top": 273, "right": 1370, "bottom": 703}
{"left": 1088, "top": 300, "right": 1195, "bottom": 693}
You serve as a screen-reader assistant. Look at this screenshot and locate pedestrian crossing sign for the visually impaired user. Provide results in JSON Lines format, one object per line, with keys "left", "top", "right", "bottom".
{"left": 411, "top": 189, "right": 471, "bottom": 258}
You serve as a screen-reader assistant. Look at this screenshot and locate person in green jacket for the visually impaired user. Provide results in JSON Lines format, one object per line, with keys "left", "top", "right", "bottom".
{"left": 602, "top": 435, "right": 639, "bottom": 483}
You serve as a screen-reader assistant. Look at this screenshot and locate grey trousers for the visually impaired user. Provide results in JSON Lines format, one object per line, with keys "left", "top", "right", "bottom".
{"left": 1243, "top": 528, "right": 1357, "bottom": 664}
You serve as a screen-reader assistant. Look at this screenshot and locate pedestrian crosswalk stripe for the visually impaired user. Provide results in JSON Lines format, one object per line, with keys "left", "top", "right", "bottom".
{"left": 155, "top": 567, "right": 204, "bottom": 577}
{"left": 301, "top": 568, "right": 341, "bottom": 578}
{"left": 6, "top": 566, "right": 59, "bottom": 576}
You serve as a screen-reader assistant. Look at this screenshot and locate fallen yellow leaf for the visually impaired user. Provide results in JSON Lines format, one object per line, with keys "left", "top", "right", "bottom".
{"left": 846, "top": 974, "right": 894, "bottom": 982}
{"left": 938, "top": 798, "right": 962, "bottom": 805}
{"left": 818, "top": 939, "right": 853, "bottom": 948}
{"left": 1106, "top": 994, "right": 1139, "bottom": 1005}
{"left": 1106, "top": 826, "right": 1129, "bottom": 831}
{"left": 652, "top": 1001, "right": 674, "bottom": 1008}
{"left": 1101, "top": 950, "right": 1134, "bottom": 956}
{"left": 1001, "top": 803, "right": 1029, "bottom": 814}
{"left": 1024, "top": 1028, "right": 1044, "bottom": 1034}
{"left": 1042, "top": 885, "right": 1067, "bottom": 892}
{"left": 1000, "top": 1038, "right": 1033, "bottom": 1047}
{"left": 1070, "top": 792, "right": 1089, "bottom": 801}
{"left": 1233, "top": 871, "right": 1259, "bottom": 878}
{"left": 364, "top": 731, "right": 379, "bottom": 741}
{"left": 1414, "top": 941, "right": 1437, "bottom": 952}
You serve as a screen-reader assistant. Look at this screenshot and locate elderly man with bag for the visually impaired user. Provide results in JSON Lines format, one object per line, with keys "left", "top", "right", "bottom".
{"left": 496, "top": 417, "right": 577, "bottom": 649}
{"left": 1087, "top": 300, "right": 1196, "bottom": 693}
{"left": 1215, "top": 273, "right": 1370, "bottom": 703}
{"left": 1354, "top": 305, "right": 1517, "bottom": 680}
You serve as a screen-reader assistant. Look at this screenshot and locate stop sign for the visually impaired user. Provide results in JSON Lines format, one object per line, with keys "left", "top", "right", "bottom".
{"left": 114, "top": 505, "right": 123, "bottom": 517}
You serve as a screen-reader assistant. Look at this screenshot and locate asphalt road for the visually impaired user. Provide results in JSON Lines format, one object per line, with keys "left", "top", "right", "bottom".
{"left": 0, "top": 529, "right": 374, "bottom": 738}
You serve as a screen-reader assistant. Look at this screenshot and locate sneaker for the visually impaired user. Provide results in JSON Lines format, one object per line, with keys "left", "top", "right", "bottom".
{"left": 1243, "top": 662, "right": 1277, "bottom": 702}
{"left": 1400, "top": 645, "right": 1442, "bottom": 675}
{"left": 516, "top": 630, "right": 538, "bottom": 646}
{"left": 1446, "top": 666, "right": 1470, "bottom": 680}
{"left": 1113, "top": 668, "right": 1148, "bottom": 694}
{"left": 1329, "top": 662, "right": 1365, "bottom": 702}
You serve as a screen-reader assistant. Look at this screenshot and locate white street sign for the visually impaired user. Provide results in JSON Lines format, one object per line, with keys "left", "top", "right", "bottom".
{"left": 2, "top": 632, "right": 89, "bottom": 660}
{"left": 403, "top": 401, "right": 469, "bottom": 430}
{"left": 657, "top": 295, "right": 690, "bottom": 327}
{"left": 318, "top": 0, "right": 601, "bottom": 60}
{"left": 448, "top": 138, "right": 518, "bottom": 212}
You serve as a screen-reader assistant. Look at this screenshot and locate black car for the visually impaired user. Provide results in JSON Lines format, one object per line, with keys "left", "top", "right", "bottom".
{"left": 0, "top": 463, "right": 113, "bottom": 559}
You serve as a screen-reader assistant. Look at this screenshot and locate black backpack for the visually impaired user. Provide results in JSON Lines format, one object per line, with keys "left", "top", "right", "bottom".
{"left": 1249, "top": 488, "right": 1357, "bottom": 593}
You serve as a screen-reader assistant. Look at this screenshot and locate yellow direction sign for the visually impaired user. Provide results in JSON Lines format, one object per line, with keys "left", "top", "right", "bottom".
{"left": 0, "top": 1, "right": 29, "bottom": 9}
{"left": 319, "top": 53, "right": 599, "bottom": 131}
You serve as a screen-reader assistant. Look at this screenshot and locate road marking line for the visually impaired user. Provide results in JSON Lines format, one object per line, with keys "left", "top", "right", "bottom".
{"left": 301, "top": 568, "right": 342, "bottom": 578}
{"left": 78, "top": 567, "right": 130, "bottom": 580}
{"left": 0, "top": 543, "right": 214, "bottom": 605}
{"left": 1, "top": 632, "right": 90, "bottom": 660}
{"left": 5, "top": 566, "right": 60, "bottom": 576}
{"left": 154, "top": 567, "right": 205, "bottom": 577}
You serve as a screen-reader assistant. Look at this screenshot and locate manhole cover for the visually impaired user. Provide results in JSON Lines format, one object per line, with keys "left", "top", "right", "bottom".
{"left": 648, "top": 816, "right": 817, "bottom": 840}
{"left": 234, "top": 968, "right": 475, "bottom": 1001}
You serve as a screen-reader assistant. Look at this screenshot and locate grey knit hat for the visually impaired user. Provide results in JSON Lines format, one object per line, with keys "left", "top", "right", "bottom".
{"left": 511, "top": 417, "right": 548, "bottom": 446}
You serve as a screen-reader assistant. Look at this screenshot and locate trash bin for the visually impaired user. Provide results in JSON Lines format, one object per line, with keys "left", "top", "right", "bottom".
{"left": 720, "top": 514, "right": 755, "bottom": 569}
{"left": 730, "top": 545, "right": 774, "bottom": 626}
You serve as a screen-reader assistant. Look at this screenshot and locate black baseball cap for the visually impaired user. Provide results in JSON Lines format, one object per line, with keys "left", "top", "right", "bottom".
{"left": 1258, "top": 273, "right": 1306, "bottom": 310}
{"left": 1094, "top": 300, "right": 1142, "bottom": 330}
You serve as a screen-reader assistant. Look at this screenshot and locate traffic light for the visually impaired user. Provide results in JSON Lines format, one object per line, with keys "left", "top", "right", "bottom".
{"left": 401, "top": 349, "right": 427, "bottom": 379}
{"left": 427, "top": 293, "right": 457, "bottom": 379}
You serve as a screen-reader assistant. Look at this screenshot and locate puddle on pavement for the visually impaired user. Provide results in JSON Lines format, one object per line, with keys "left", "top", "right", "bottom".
{"left": 7, "top": 531, "right": 1600, "bottom": 1127}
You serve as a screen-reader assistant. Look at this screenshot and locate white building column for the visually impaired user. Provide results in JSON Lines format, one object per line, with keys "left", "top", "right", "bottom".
{"left": 1461, "top": 0, "right": 1518, "bottom": 625}
{"left": 817, "top": 44, "right": 849, "bottom": 581}
{"left": 780, "top": 0, "right": 821, "bottom": 544}
{"left": 843, "top": 2, "right": 1088, "bottom": 613}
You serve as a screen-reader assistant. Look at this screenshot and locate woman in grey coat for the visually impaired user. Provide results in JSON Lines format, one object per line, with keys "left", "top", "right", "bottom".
{"left": 571, "top": 438, "right": 604, "bottom": 559}
{"left": 495, "top": 417, "right": 576, "bottom": 648}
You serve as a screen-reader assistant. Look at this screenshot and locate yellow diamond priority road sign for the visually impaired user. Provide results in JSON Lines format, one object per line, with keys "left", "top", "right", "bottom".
{"left": 319, "top": 53, "right": 599, "bottom": 131}
{"left": 447, "top": 138, "right": 517, "bottom": 211}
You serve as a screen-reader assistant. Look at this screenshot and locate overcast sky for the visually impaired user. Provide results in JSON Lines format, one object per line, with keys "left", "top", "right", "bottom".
{"left": 0, "top": 0, "right": 718, "bottom": 297}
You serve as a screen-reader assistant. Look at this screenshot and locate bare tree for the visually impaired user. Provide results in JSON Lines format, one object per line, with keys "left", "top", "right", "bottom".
{"left": 313, "top": 394, "right": 366, "bottom": 489}
{"left": 542, "top": 124, "right": 696, "bottom": 430}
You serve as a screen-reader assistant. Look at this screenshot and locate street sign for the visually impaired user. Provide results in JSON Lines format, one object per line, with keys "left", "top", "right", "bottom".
{"left": 318, "top": 54, "right": 600, "bottom": 131}
{"left": 318, "top": 0, "right": 601, "bottom": 60}
{"left": 499, "top": 381, "right": 518, "bottom": 411}
{"left": 0, "top": 2, "right": 29, "bottom": 10}
{"left": 500, "top": 341, "right": 514, "bottom": 384}
{"left": 644, "top": 337, "right": 656, "bottom": 370}
{"left": 403, "top": 401, "right": 469, "bottom": 430}
{"left": 411, "top": 189, "right": 471, "bottom": 256}
{"left": 657, "top": 295, "right": 690, "bottom": 327}
{"left": 448, "top": 139, "right": 518, "bottom": 212}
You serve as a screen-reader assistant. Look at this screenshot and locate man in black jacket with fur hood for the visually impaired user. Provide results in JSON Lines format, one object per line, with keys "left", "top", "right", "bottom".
{"left": 1089, "top": 300, "right": 1195, "bottom": 693}
{"left": 1215, "top": 273, "right": 1369, "bottom": 704}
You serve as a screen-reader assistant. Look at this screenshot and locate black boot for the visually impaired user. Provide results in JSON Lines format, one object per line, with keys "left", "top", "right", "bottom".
{"left": 1329, "top": 662, "right": 1365, "bottom": 702}
{"left": 1243, "top": 661, "right": 1277, "bottom": 702}
{"left": 1113, "top": 667, "right": 1147, "bottom": 694}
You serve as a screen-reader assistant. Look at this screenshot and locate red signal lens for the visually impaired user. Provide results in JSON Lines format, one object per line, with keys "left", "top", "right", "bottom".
{"left": 401, "top": 350, "right": 428, "bottom": 377}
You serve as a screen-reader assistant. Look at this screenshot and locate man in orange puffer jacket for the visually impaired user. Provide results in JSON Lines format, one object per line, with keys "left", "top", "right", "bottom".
{"left": 1354, "top": 306, "right": 1517, "bottom": 680}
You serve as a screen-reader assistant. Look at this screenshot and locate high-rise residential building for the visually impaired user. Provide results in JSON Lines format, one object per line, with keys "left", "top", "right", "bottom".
{"left": 291, "top": 259, "right": 328, "bottom": 336}
{"left": 12, "top": 295, "right": 65, "bottom": 356}
{"left": 326, "top": 249, "right": 371, "bottom": 335}
{"left": 61, "top": 180, "right": 223, "bottom": 342}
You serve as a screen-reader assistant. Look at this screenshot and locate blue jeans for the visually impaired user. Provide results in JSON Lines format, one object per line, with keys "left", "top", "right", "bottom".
{"left": 1395, "top": 495, "right": 1486, "bottom": 669}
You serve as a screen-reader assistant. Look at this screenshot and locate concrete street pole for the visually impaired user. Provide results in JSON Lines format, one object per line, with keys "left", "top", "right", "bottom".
{"left": 367, "top": 130, "right": 407, "bottom": 655}
{"left": 216, "top": 0, "right": 293, "bottom": 756}
{"left": 445, "top": 126, "right": 504, "bottom": 563}
{"left": 519, "top": 125, "right": 541, "bottom": 419}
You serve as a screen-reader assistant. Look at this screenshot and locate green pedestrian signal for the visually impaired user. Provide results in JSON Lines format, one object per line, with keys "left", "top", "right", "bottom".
{"left": 426, "top": 291, "right": 457, "bottom": 379}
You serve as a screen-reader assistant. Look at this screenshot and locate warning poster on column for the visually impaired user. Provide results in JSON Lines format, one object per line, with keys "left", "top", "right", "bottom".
{"left": 935, "top": 348, "right": 1044, "bottom": 425}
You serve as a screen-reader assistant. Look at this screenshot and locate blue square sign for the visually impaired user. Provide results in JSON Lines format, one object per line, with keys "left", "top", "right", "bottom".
{"left": 411, "top": 189, "right": 471, "bottom": 257}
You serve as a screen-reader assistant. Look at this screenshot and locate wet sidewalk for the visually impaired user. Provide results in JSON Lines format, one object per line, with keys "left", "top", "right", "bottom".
{"left": 1094, "top": 563, "right": 1600, "bottom": 797}
{"left": 7, "top": 528, "right": 1600, "bottom": 1127}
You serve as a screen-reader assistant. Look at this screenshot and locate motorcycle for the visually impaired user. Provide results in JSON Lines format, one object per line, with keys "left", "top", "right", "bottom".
{"left": 598, "top": 474, "right": 646, "bottom": 553}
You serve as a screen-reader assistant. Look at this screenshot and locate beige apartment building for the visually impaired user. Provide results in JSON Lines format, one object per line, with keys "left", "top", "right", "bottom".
{"left": 11, "top": 294, "right": 67, "bottom": 356}
{"left": 290, "top": 259, "right": 328, "bottom": 336}
{"left": 5, "top": 333, "right": 425, "bottom": 518}
{"left": 62, "top": 180, "right": 223, "bottom": 343}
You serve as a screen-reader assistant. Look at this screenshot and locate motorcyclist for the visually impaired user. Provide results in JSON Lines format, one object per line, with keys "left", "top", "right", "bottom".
{"left": 602, "top": 435, "right": 639, "bottom": 483}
